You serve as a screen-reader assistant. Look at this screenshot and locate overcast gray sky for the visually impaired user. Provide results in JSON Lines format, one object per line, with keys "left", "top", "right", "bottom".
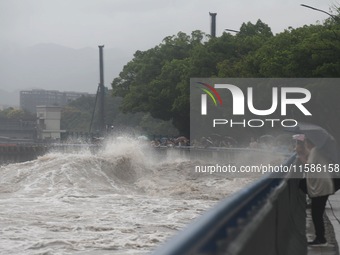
{"left": 1, "top": 0, "right": 335, "bottom": 51}
{"left": 0, "top": 0, "right": 337, "bottom": 98}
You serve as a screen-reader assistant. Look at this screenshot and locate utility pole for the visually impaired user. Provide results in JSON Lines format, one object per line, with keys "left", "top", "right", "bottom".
{"left": 98, "top": 45, "right": 105, "bottom": 134}
{"left": 209, "top": 12, "right": 217, "bottom": 38}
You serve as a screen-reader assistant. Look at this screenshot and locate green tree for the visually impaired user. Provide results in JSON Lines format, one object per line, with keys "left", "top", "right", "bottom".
{"left": 60, "top": 92, "right": 179, "bottom": 136}
{"left": 112, "top": 31, "right": 209, "bottom": 136}
{"left": 0, "top": 107, "right": 34, "bottom": 120}
{"left": 111, "top": 17, "right": 340, "bottom": 139}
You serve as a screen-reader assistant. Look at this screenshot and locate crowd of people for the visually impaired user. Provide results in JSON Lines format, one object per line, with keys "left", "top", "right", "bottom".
{"left": 150, "top": 136, "right": 190, "bottom": 147}
{"left": 149, "top": 135, "right": 238, "bottom": 148}
{"left": 148, "top": 134, "right": 293, "bottom": 154}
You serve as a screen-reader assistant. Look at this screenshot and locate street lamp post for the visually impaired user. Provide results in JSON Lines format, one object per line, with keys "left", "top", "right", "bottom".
{"left": 300, "top": 4, "right": 340, "bottom": 22}
{"left": 225, "top": 29, "right": 239, "bottom": 33}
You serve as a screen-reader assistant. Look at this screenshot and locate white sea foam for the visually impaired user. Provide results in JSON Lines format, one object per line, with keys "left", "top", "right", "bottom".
{"left": 0, "top": 136, "right": 255, "bottom": 254}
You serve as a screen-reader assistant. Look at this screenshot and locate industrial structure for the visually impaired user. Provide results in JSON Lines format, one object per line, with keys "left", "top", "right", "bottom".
{"left": 20, "top": 89, "right": 92, "bottom": 113}
{"left": 36, "top": 106, "right": 65, "bottom": 140}
{"left": 0, "top": 119, "right": 36, "bottom": 141}
{"left": 209, "top": 12, "right": 217, "bottom": 37}
{"left": 89, "top": 45, "right": 106, "bottom": 134}
{"left": 0, "top": 45, "right": 107, "bottom": 164}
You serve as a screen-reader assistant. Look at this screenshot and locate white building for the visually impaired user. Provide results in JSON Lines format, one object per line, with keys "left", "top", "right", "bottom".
{"left": 36, "top": 106, "right": 65, "bottom": 140}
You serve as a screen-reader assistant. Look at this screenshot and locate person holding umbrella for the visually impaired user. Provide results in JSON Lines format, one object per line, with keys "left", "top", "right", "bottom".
{"left": 303, "top": 137, "right": 334, "bottom": 246}
{"left": 292, "top": 123, "right": 339, "bottom": 246}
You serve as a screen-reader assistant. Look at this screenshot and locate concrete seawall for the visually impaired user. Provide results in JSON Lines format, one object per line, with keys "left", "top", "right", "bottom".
{"left": 0, "top": 144, "right": 48, "bottom": 164}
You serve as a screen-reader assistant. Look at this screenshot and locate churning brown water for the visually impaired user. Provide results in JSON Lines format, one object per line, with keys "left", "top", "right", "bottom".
{"left": 0, "top": 138, "right": 255, "bottom": 255}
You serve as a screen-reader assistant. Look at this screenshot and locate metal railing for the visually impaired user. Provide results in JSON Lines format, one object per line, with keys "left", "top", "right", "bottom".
{"left": 151, "top": 154, "right": 307, "bottom": 255}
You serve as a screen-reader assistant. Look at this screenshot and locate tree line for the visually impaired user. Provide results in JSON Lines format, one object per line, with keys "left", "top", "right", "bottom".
{"left": 0, "top": 108, "right": 34, "bottom": 120}
{"left": 60, "top": 93, "right": 179, "bottom": 137}
{"left": 111, "top": 14, "right": 340, "bottom": 141}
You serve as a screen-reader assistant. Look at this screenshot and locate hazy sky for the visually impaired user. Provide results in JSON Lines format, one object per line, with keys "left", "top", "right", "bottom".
{"left": 1, "top": 0, "right": 335, "bottom": 52}
{"left": 0, "top": 0, "right": 337, "bottom": 98}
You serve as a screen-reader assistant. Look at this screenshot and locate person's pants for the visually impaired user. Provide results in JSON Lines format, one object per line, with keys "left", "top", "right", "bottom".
{"left": 299, "top": 179, "right": 328, "bottom": 240}
{"left": 311, "top": 195, "right": 329, "bottom": 240}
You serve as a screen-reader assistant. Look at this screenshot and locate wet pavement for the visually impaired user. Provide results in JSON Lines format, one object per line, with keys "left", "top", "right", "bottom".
{"left": 307, "top": 191, "right": 340, "bottom": 255}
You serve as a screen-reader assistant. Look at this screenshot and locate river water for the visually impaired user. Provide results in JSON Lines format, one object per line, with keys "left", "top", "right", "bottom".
{"left": 0, "top": 138, "right": 255, "bottom": 255}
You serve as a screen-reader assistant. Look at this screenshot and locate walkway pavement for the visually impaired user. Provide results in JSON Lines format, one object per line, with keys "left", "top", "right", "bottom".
{"left": 307, "top": 191, "right": 340, "bottom": 255}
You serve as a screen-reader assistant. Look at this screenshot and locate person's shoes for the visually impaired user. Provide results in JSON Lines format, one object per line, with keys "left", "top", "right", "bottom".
{"left": 308, "top": 238, "right": 328, "bottom": 246}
